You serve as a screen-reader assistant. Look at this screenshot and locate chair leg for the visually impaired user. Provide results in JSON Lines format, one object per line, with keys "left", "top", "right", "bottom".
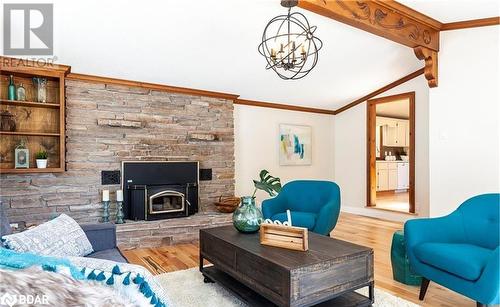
{"left": 476, "top": 302, "right": 487, "bottom": 307}
{"left": 419, "top": 278, "right": 430, "bottom": 301}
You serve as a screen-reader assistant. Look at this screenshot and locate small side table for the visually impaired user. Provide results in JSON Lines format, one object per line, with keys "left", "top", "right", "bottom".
{"left": 391, "top": 230, "right": 422, "bottom": 286}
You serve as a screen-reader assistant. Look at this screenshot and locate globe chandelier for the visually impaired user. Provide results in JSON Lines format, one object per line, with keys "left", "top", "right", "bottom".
{"left": 258, "top": 0, "right": 323, "bottom": 80}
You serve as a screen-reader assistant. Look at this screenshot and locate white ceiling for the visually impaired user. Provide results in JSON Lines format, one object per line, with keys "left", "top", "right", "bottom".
{"left": 2, "top": 0, "right": 497, "bottom": 109}
{"left": 376, "top": 99, "right": 410, "bottom": 119}
{"left": 399, "top": 0, "right": 500, "bottom": 23}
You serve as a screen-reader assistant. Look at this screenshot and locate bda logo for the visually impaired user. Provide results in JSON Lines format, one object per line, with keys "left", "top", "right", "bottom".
{"left": 0, "top": 293, "right": 17, "bottom": 307}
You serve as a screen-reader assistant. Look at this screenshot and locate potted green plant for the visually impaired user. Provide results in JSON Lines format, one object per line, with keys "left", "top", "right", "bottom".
{"left": 233, "top": 170, "right": 282, "bottom": 233}
{"left": 35, "top": 150, "right": 48, "bottom": 169}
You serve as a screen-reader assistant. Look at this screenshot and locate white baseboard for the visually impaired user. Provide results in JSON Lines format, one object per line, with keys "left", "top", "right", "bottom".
{"left": 341, "top": 206, "right": 417, "bottom": 223}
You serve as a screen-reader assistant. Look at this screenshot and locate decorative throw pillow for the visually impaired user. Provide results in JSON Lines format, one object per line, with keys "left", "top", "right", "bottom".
{"left": 2, "top": 214, "right": 93, "bottom": 257}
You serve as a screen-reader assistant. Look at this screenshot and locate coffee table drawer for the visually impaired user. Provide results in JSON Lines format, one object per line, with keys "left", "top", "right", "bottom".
{"left": 200, "top": 232, "right": 236, "bottom": 270}
{"left": 291, "top": 252, "right": 374, "bottom": 305}
{"left": 236, "top": 251, "right": 288, "bottom": 297}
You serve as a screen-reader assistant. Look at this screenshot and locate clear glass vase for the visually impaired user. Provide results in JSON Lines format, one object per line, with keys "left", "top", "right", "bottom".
{"left": 32, "top": 77, "right": 47, "bottom": 103}
{"left": 232, "top": 196, "right": 263, "bottom": 233}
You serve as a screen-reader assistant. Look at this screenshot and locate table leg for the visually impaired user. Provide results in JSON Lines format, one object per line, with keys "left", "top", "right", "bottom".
{"left": 368, "top": 281, "right": 374, "bottom": 304}
{"left": 199, "top": 253, "right": 214, "bottom": 283}
{"left": 199, "top": 253, "right": 204, "bottom": 272}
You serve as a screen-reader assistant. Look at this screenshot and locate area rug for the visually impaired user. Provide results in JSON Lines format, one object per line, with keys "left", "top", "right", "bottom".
{"left": 155, "top": 268, "right": 420, "bottom": 307}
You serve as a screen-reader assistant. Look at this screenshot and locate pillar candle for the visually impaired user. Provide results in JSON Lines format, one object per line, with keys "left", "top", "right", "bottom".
{"left": 102, "top": 190, "right": 110, "bottom": 202}
{"left": 116, "top": 190, "right": 123, "bottom": 202}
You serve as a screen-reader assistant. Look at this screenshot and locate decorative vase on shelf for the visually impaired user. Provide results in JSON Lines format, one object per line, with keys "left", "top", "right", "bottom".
{"left": 32, "top": 77, "right": 47, "bottom": 103}
{"left": 232, "top": 196, "right": 263, "bottom": 233}
{"left": 16, "top": 83, "right": 26, "bottom": 101}
{"left": 8, "top": 75, "right": 16, "bottom": 101}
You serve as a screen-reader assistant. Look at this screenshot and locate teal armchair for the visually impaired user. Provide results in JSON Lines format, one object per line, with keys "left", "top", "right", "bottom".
{"left": 261, "top": 180, "right": 341, "bottom": 236}
{"left": 405, "top": 194, "right": 500, "bottom": 307}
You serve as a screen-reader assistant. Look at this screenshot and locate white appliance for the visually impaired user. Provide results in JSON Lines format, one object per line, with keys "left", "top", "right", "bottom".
{"left": 397, "top": 162, "right": 409, "bottom": 189}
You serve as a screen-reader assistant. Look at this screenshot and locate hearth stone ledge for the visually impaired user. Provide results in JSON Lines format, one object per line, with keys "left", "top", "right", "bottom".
{"left": 116, "top": 212, "right": 233, "bottom": 250}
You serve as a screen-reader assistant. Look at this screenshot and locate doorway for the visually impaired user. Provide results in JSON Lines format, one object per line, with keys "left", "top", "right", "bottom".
{"left": 367, "top": 92, "right": 415, "bottom": 214}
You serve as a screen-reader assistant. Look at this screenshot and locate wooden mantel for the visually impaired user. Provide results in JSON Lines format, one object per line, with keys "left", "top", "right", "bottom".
{"left": 297, "top": 0, "right": 441, "bottom": 87}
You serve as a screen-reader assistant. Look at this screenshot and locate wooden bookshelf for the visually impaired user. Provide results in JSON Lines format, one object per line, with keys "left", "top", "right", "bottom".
{"left": 0, "top": 57, "right": 70, "bottom": 174}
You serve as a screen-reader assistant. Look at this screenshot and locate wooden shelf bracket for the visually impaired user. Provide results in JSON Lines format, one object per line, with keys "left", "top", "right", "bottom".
{"left": 414, "top": 46, "right": 438, "bottom": 88}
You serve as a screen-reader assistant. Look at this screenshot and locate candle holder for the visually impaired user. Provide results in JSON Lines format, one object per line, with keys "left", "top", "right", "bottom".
{"left": 116, "top": 201, "right": 125, "bottom": 224}
{"left": 102, "top": 201, "right": 110, "bottom": 223}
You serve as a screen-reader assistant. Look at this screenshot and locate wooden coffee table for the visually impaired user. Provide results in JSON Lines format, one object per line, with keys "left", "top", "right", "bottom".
{"left": 200, "top": 226, "right": 374, "bottom": 307}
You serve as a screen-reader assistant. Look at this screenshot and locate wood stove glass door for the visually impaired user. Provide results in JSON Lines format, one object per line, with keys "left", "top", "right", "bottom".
{"left": 149, "top": 190, "right": 185, "bottom": 214}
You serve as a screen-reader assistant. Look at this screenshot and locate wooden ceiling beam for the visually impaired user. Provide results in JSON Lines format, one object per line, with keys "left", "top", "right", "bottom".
{"left": 297, "top": 0, "right": 441, "bottom": 87}
{"left": 297, "top": 0, "right": 440, "bottom": 51}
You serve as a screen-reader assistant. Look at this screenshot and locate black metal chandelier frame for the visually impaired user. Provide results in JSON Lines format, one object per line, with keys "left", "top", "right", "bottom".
{"left": 258, "top": 2, "right": 323, "bottom": 80}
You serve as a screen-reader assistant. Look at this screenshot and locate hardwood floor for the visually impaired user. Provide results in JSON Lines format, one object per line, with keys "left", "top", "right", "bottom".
{"left": 375, "top": 191, "right": 410, "bottom": 212}
{"left": 121, "top": 212, "right": 473, "bottom": 307}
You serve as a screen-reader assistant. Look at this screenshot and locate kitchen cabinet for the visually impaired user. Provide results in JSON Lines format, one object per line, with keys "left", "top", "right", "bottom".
{"left": 396, "top": 121, "right": 407, "bottom": 147}
{"left": 404, "top": 122, "right": 410, "bottom": 147}
{"left": 388, "top": 169, "right": 398, "bottom": 190}
{"left": 377, "top": 116, "right": 409, "bottom": 147}
{"left": 377, "top": 169, "right": 388, "bottom": 191}
{"left": 376, "top": 161, "right": 409, "bottom": 191}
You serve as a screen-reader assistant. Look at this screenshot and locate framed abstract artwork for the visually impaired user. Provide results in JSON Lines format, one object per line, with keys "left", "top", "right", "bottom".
{"left": 279, "top": 124, "right": 312, "bottom": 166}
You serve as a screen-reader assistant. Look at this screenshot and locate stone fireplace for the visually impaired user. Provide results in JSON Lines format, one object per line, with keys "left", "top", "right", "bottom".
{"left": 0, "top": 78, "right": 236, "bottom": 247}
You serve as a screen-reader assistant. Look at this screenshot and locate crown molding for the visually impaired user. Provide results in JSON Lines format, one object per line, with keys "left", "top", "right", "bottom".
{"left": 235, "top": 99, "right": 336, "bottom": 115}
{"left": 441, "top": 17, "right": 500, "bottom": 31}
{"left": 0, "top": 56, "right": 71, "bottom": 76}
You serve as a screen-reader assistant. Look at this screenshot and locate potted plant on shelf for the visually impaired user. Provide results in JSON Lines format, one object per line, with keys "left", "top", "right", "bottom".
{"left": 35, "top": 150, "right": 48, "bottom": 169}
{"left": 233, "top": 170, "right": 282, "bottom": 233}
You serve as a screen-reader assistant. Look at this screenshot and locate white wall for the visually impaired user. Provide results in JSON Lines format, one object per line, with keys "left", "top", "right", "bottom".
{"left": 234, "top": 104, "right": 335, "bottom": 204}
{"left": 428, "top": 26, "right": 500, "bottom": 217}
{"left": 333, "top": 75, "right": 430, "bottom": 221}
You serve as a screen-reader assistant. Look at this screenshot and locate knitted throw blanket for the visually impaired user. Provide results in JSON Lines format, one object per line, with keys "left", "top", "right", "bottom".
{"left": 0, "top": 248, "right": 167, "bottom": 307}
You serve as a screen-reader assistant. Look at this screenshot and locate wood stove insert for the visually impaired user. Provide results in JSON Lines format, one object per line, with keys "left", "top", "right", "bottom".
{"left": 122, "top": 161, "right": 199, "bottom": 221}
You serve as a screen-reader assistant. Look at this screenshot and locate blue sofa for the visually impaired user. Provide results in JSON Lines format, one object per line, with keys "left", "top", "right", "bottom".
{"left": 0, "top": 203, "right": 127, "bottom": 263}
{"left": 262, "top": 180, "right": 341, "bottom": 236}
{"left": 405, "top": 194, "right": 500, "bottom": 307}
{"left": 80, "top": 223, "right": 128, "bottom": 263}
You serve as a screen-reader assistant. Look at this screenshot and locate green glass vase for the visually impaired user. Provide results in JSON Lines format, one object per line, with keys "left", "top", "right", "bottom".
{"left": 8, "top": 75, "right": 16, "bottom": 101}
{"left": 232, "top": 196, "right": 263, "bottom": 233}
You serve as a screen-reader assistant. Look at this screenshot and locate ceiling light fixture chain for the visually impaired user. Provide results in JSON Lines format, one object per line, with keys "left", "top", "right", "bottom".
{"left": 258, "top": 0, "right": 323, "bottom": 80}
